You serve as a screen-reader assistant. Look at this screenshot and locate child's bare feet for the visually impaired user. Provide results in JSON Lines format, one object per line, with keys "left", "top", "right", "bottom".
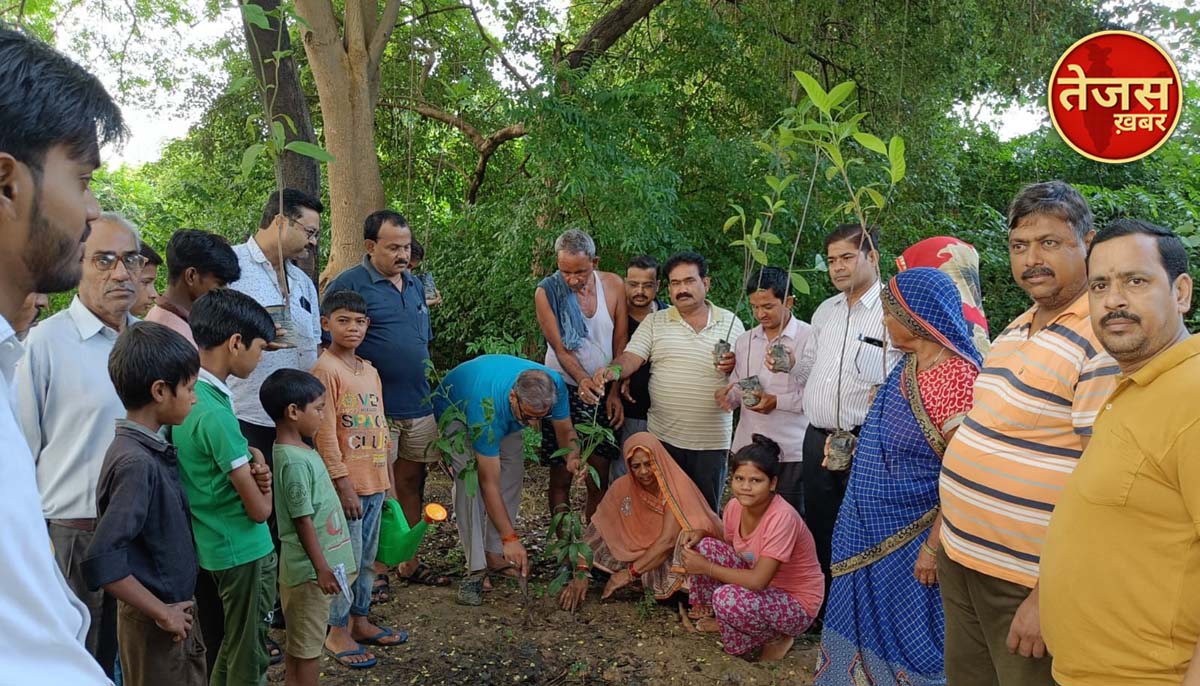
{"left": 759, "top": 634, "right": 794, "bottom": 661}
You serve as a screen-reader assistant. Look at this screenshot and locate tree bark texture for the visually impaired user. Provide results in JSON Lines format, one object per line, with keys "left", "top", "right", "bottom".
{"left": 242, "top": 0, "right": 322, "bottom": 282}
{"left": 294, "top": 0, "right": 401, "bottom": 290}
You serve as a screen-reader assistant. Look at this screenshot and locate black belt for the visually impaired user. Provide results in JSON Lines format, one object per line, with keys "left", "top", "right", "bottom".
{"left": 811, "top": 425, "right": 860, "bottom": 436}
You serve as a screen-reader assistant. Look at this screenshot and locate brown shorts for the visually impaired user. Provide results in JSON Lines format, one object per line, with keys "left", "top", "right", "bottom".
{"left": 388, "top": 414, "right": 441, "bottom": 464}
{"left": 280, "top": 579, "right": 349, "bottom": 659}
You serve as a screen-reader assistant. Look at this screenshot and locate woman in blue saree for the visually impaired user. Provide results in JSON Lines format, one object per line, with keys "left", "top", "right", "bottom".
{"left": 815, "top": 267, "right": 983, "bottom": 686}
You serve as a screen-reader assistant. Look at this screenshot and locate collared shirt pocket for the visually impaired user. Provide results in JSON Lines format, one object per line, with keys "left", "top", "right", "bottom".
{"left": 1075, "top": 429, "right": 1145, "bottom": 507}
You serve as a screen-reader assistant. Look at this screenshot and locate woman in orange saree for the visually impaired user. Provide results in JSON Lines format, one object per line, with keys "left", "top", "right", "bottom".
{"left": 558, "top": 432, "right": 723, "bottom": 610}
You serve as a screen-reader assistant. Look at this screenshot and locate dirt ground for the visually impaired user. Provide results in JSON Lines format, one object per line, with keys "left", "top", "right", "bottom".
{"left": 267, "top": 463, "right": 819, "bottom": 686}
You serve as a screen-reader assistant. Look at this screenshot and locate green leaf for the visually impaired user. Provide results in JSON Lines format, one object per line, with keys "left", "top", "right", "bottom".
{"left": 272, "top": 49, "right": 292, "bottom": 63}
{"left": 761, "top": 232, "right": 782, "bottom": 245}
{"left": 588, "top": 465, "right": 601, "bottom": 489}
{"left": 283, "top": 140, "right": 335, "bottom": 163}
{"left": 723, "top": 215, "right": 740, "bottom": 231}
{"left": 888, "top": 136, "right": 907, "bottom": 184}
{"left": 240, "top": 3, "right": 270, "bottom": 30}
{"left": 826, "top": 81, "right": 856, "bottom": 110}
{"left": 764, "top": 175, "right": 782, "bottom": 193}
{"left": 227, "top": 75, "right": 253, "bottom": 94}
{"left": 792, "top": 70, "right": 829, "bottom": 114}
{"left": 270, "top": 121, "right": 285, "bottom": 153}
{"left": 278, "top": 113, "right": 296, "bottom": 135}
{"left": 464, "top": 469, "right": 479, "bottom": 498}
{"left": 751, "top": 247, "right": 769, "bottom": 265}
{"left": 863, "top": 186, "right": 886, "bottom": 209}
{"left": 824, "top": 164, "right": 839, "bottom": 182}
{"left": 852, "top": 132, "right": 888, "bottom": 156}
{"left": 239, "top": 143, "right": 265, "bottom": 179}
{"left": 789, "top": 271, "right": 811, "bottom": 295}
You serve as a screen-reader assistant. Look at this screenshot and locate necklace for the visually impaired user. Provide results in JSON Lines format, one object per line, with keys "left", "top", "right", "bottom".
{"left": 338, "top": 354, "right": 363, "bottom": 376}
{"left": 919, "top": 347, "right": 947, "bottom": 372}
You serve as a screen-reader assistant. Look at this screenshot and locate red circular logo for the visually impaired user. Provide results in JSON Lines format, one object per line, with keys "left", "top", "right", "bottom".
{"left": 1049, "top": 31, "right": 1184, "bottom": 163}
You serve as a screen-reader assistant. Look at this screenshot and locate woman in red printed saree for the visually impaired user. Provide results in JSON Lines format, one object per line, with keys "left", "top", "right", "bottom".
{"left": 557, "top": 432, "right": 722, "bottom": 610}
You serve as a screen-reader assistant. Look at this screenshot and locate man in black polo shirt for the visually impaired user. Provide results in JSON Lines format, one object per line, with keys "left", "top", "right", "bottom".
{"left": 325, "top": 210, "right": 447, "bottom": 586}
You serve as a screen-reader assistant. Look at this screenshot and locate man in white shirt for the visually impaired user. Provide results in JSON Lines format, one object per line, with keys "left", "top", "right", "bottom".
{"left": 0, "top": 26, "right": 123, "bottom": 684}
{"left": 785, "top": 224, "right": 901, "bottom": 624}
{"left": 227, "top": 188, "right": 323, "bottom": 457}
{"left": 17, "top": 213, "right": 142, "bottom": 674}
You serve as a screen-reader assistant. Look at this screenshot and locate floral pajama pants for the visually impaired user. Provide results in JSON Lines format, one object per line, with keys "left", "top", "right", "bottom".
{"left": 689, "top": 537, "right": 814, "bottom": 656}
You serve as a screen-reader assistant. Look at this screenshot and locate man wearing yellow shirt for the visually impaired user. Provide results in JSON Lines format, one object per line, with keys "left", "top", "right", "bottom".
{"left": 1042, "top": 219, "right": 1199, "bottom": 685}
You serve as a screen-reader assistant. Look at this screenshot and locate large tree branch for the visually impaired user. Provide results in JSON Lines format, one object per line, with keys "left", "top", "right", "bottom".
{"left": 391, "top": 100, "right": 487, "bottom": 149}
{"left": 465, "top": 1, "right": 533, "bottom": 92}
{"left": 344, "top": 0, "right": 369, "bottom": 55}
{"left": 369, "top": 0, "right": 406, "bottom": 69}
{"left": 562, "top": 0, "right": 669, "bottom": 71}
{"left": 467, "top": 122, "right": 527, "bottom": 203}
{"left": 294, "top": 0, "right": 343, "bottom": 72}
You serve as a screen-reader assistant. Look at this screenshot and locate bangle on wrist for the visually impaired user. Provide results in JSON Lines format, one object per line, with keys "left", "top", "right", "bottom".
{"left": 628, "top": 563, "right": 640, "bottom": 579}
{"left": 501, "top": 532, "right": 519, "bottom": 544}
{"left": 920, "top": 541, "right": 939, "bottom": 556}
{"left": 608, "top": 363, "right": 622, "bottom": 381}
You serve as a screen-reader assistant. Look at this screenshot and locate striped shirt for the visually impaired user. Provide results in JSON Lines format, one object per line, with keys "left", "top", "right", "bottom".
{"left": 624, "top": 301, "right": 745, "bottom": 451}
{"left": 939, "top": 292, "right": 1120, "bottom": 588}
{"left": 792, "top": 283, "right": 902, "bottom": 430}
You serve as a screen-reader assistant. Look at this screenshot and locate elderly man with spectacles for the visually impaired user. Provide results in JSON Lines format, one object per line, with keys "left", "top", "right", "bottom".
{"left": 15, "top": 211, "right": 145, "bottom": 673}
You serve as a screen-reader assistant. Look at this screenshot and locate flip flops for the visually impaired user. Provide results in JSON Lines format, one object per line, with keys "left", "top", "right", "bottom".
{"left": 324, "top": 646, "right": 377, "bottom": 669}
{"left": 357, "top": 626, "right": 409, "bottom": 646}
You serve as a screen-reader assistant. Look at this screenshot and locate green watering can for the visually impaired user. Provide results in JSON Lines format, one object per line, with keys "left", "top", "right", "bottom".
{"left": 376, "top": 499, "right": 448, "bottom": 566}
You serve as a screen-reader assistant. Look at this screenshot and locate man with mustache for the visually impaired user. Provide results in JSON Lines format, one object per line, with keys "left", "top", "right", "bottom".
{"left": 324, "top": 210, "right": 444, "bottom": 590}
{"left": 582, "top": 252, "right": 742, "bottom": 511}
{"left": 1040, "top": 220, "right": 1199, "bottom": 686}
{"left": 0, "top": 26, "right": 124, "bottom": 684}
{"left": 936, "top": 181, "right": 1120, "bottom": 686}
{"left": 609, "top": 254, "right": 664, "bottom": 479}
{"left": 16, "top": 212, "right": 144, "bottom": 676}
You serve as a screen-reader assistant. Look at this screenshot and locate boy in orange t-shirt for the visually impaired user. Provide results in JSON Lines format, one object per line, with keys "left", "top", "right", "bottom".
{"left": 311, "top": 290, "right": 406, "bottom": 668}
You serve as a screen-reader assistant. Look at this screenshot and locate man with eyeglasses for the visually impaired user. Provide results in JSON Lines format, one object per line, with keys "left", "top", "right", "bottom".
{"left": 227, "top": 189, "right": 323, "bottom": 460}
{"left": 225, "top": 188, "right": 323, "bottom": 661}
{"left": 432, "top": 354, "right": 580, "bottom": 607}
{"left": 16, "top": 211, "right": 144, "bottom": 675}
{"left": 780, "top": 223, "right": 900, "bottom": 630}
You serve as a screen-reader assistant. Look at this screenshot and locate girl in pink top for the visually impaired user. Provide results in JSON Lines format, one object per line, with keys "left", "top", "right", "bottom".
{"left": 681, "top": 434, "right": 824, "bottom": 660}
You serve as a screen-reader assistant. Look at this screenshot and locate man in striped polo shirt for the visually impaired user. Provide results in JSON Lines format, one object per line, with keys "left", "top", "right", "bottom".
{"left": 935, "top": 181, "right": 1120, "bottom": 685}
{"left": 582, "top": 251, "right": 742, "bottom": 510}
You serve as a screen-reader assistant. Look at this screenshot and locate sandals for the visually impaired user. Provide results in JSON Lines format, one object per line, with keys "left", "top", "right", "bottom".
{"left": 372, "top": 574, "right": 390, "bottom": 603}
{"left": 324, "top": 646, "right": 377, "bottom": 669}
{"left": 357, "top": 626, "right": 408, "bottom": 646}
{"left": 266, "top": 636, "right": 283, "bottom": 666}
{"left": 457, "top": 575, "right": 484, "bottom": 606}
{"left": 398, "top": 562, "right": 451, "bottom": 587}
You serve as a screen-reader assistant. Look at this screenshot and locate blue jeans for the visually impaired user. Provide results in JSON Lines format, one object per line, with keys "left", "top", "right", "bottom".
{"left": 329, "top": 491, "right": 385, "bottom": 625}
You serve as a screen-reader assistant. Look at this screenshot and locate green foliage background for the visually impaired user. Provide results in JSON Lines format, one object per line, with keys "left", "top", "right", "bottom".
{"left": 19, "top": 0, "right": 1195, "bottom": 353}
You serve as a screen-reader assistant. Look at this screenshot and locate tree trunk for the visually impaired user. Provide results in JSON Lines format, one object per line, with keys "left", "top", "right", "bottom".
{"left": 294, "top": 0, "right": 398, "bottom": 291}
{"left": 315, "top": 62, "right": 386, "bottom": 289}
{"left": 242, "top": 0, "right": 322, "bottom": 283}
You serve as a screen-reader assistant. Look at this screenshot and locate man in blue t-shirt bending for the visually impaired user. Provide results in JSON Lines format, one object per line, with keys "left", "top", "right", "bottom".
{"left": 433, "top": 354, "right": 580, "bottom": 606}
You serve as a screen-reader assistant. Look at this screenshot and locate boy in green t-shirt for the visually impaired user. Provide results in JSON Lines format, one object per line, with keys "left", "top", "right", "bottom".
{"left": 172, "top": 288, "right": 277, "bottom": 686}
{"left": 260, "top": 368, "right": 360, "bottom": 683}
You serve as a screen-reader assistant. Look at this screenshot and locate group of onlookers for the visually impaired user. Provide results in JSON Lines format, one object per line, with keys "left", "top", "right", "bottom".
{"left": 3, "top": 24, "right": 1199, "bottom": 686}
